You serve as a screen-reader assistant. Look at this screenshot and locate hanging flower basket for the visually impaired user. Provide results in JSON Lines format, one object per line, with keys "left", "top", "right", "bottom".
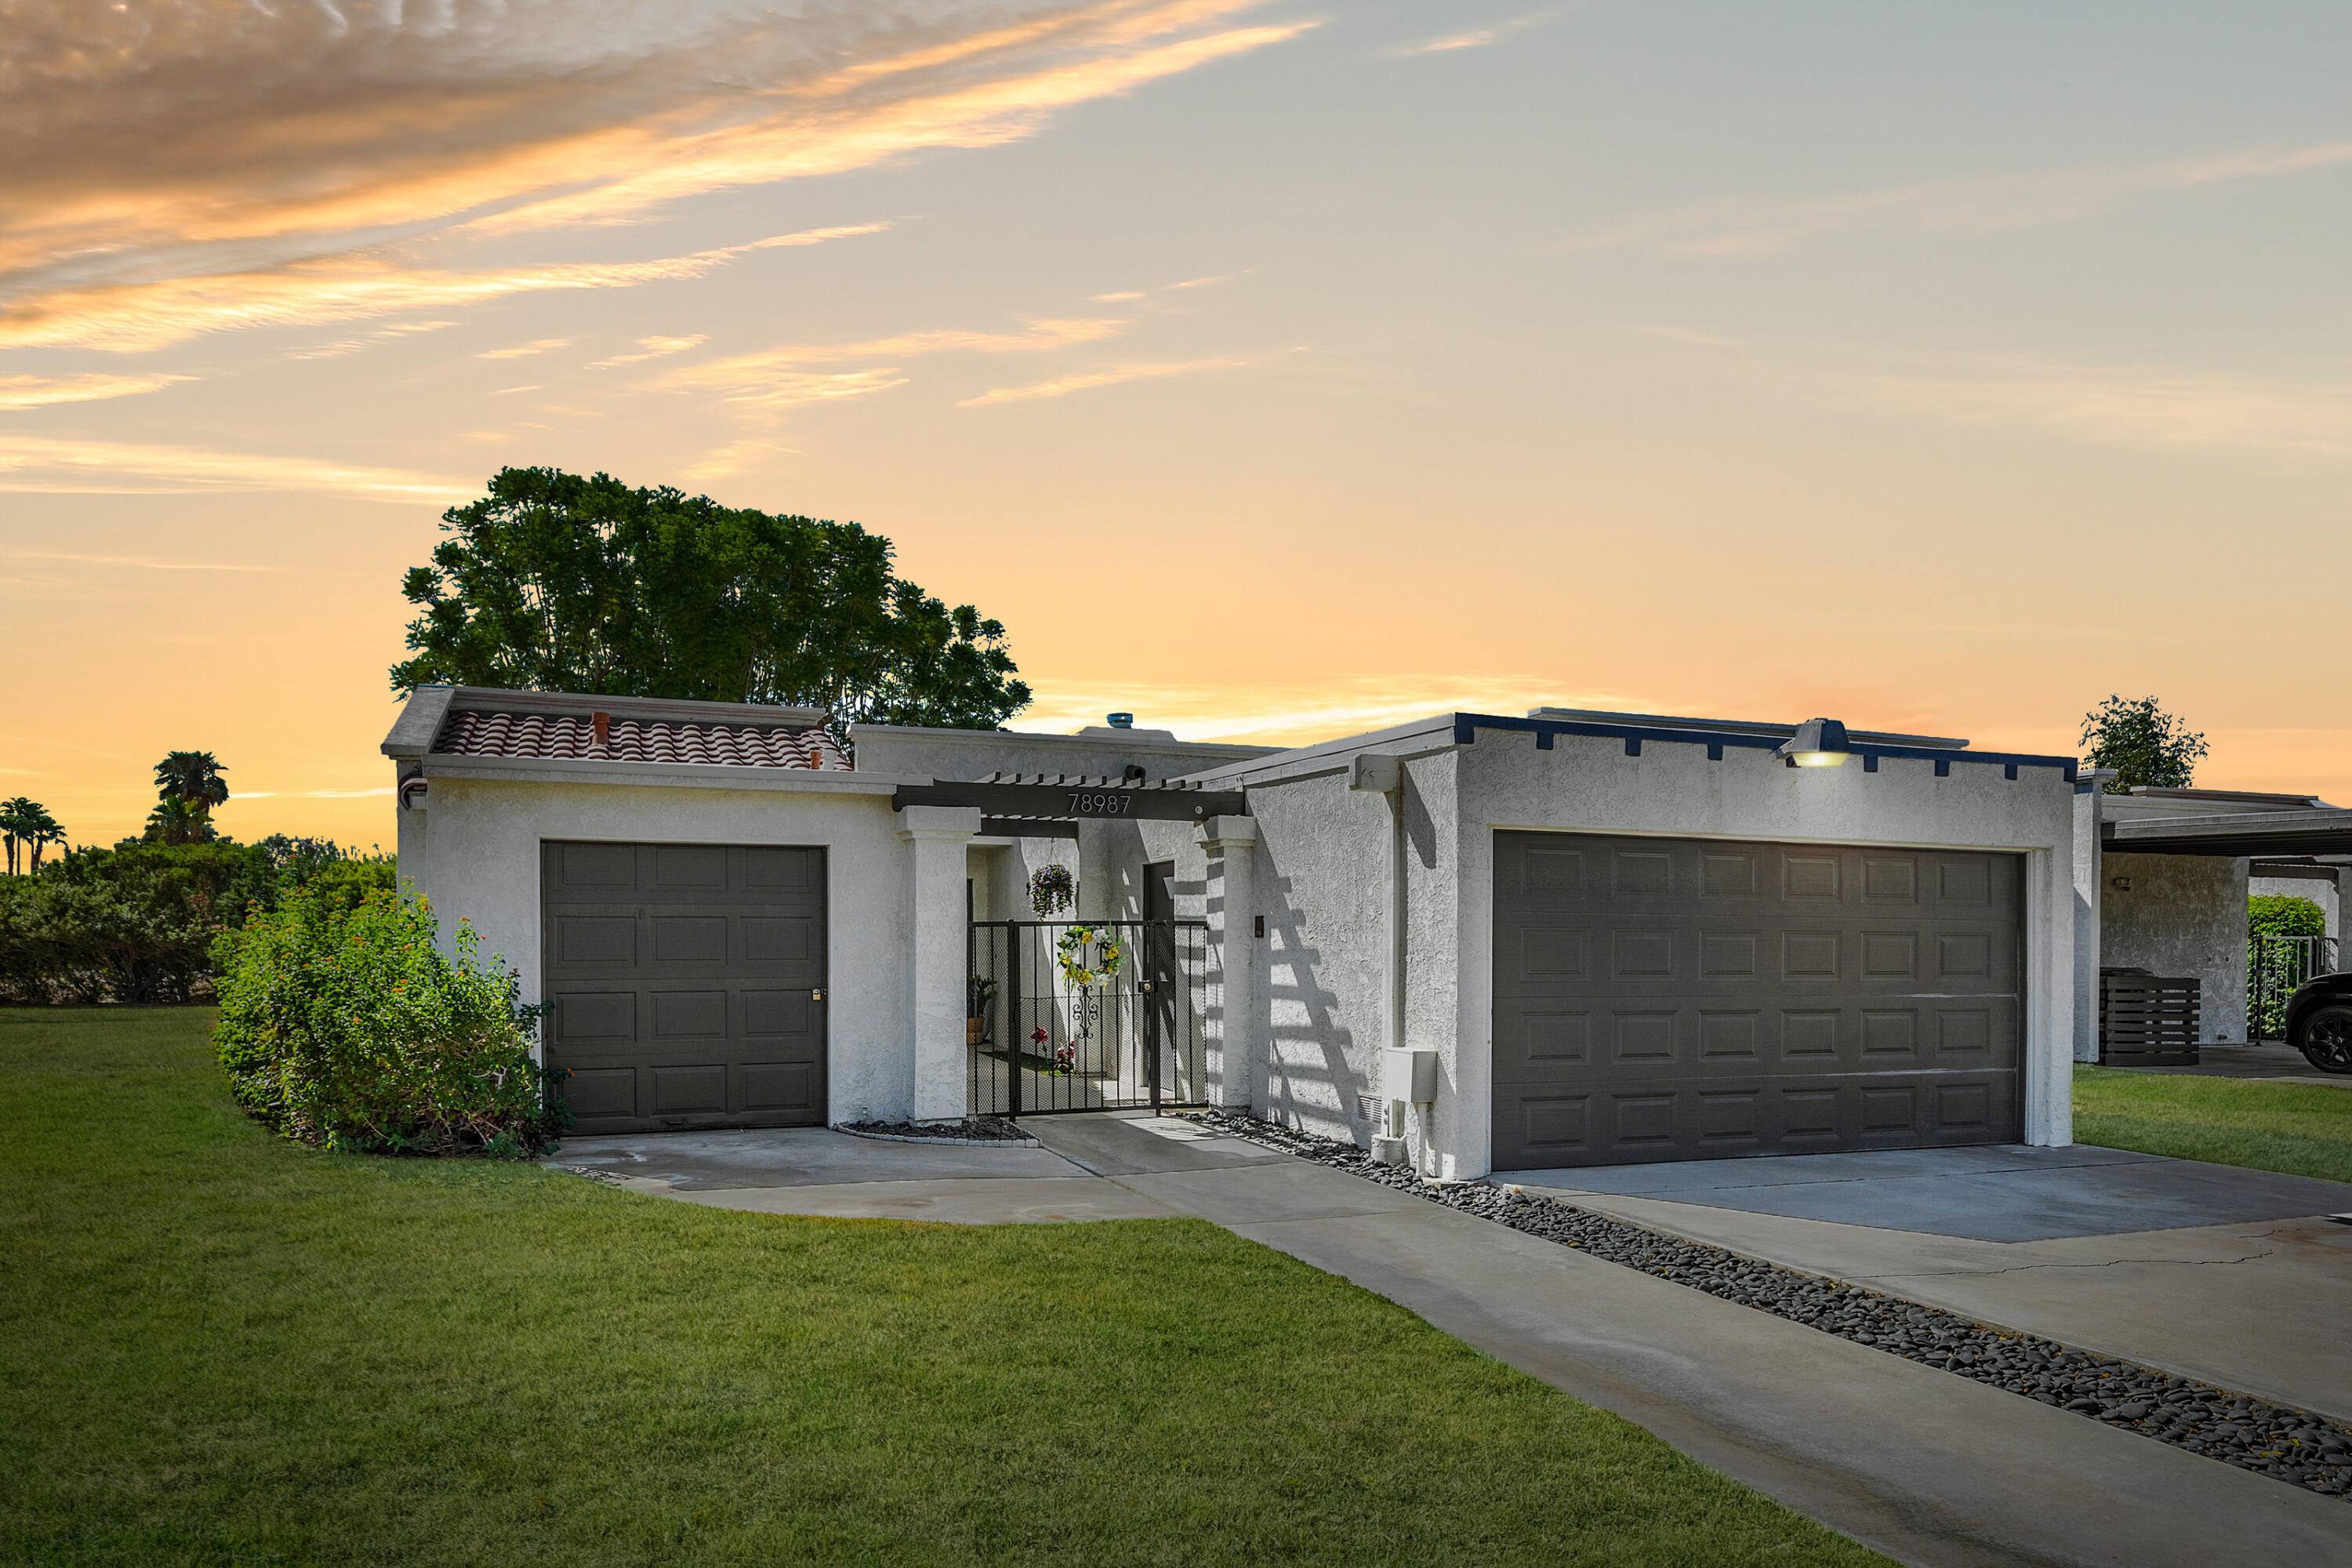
{"left": 1029, "top": 864, "right": 1075, "bottom": 917}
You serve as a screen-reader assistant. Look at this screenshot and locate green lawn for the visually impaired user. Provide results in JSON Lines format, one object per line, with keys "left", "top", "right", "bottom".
{"left": 2074, "top": 1064, "right": 2352, "bottom": 1185}
{"left": 0, "top": 1009, "right": 1882, "bottom": 1568}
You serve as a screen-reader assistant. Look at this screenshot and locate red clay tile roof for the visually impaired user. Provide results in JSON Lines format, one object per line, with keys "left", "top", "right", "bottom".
{"left": 434, "top": 709, "right": 849, "bottom": 771}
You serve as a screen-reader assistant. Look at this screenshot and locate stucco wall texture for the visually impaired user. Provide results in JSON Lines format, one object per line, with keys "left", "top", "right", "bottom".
{"left": 2104, "top": 852, "right": 2250, "bottom": 1044}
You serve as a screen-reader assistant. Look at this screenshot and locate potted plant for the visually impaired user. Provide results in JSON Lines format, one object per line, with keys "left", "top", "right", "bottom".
{"left": 967, "top": 974, "right": 997, "bottom": 1047}
{"left": 1028, "top": 863, "right": 1074, "bottom": 917}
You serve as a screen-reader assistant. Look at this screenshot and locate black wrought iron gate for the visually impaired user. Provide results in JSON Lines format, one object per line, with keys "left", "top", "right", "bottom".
{"left": 967, "top": 919, "right": 1210, "bottom": 1116}
{"left": 2250, "top": 935, "right": 2339, "bottom": 1042}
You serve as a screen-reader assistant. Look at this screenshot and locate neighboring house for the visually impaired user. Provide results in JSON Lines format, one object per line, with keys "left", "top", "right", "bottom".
{"left": 387, "top": 686, "right": 2136, "bottom": 1181}
{"left": 2090, "top": 785, "right": 2352, "bottom": 1047}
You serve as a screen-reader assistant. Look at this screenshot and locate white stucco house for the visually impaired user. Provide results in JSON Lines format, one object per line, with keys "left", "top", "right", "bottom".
{"left": 394, "top": 685, "right": 2313, "bottom": 1181}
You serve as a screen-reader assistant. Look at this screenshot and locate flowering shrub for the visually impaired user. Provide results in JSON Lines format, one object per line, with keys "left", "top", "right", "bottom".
{"left": 210, "top": 882, "right": 564, "bottom": 1158}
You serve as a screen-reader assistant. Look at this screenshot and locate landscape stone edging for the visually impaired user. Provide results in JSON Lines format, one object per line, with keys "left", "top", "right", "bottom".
{"left": 831, "top": 1121, "right": 1040, "bottom": 1148}
{"left": 1189, "top": 1109, "right": 2352, "bottom": 1504}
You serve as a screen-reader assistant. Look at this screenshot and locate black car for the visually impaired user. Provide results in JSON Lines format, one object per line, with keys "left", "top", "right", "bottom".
{"left": 2285, "top": 973, "right": 2352, "bottom": 1073}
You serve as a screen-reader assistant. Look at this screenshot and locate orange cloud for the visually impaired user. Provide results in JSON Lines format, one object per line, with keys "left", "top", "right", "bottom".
{"left": 0, "top": 372, "right": 188, "bottom": 410}
{"left": 957, "top": 354, "right": 1250, "bottom": 405}
{"left": 0, "top": 435, "right": 467, "bottom": 499}
{"left": 655, "top": 318, "right": 1129, "bottom": 405}
{"left": 0, "top": 227, "right": 886, "bottom": 354}
{"left": 0, "top": 3, "right": 1304, "bottom": 347}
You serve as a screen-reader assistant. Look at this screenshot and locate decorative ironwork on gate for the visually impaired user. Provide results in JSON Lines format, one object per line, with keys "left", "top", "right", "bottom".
{"left": 967, "top": 919, "right": 1211, "bottom": 1116}
{"left": 2249, "top": 934, "right": 2339, "bottom": 1042}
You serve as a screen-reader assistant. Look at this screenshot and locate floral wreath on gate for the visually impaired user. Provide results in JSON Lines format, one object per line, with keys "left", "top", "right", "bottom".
{"left": 1054, "top": 924, "right": 1125, "bottom": 989}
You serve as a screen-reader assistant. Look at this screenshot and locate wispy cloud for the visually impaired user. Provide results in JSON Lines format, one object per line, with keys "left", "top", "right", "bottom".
{"left": 1019, "top": 676, "right": 1647, "bottom": 745}
{"left": 1562, "top": 140, "right": 2352, "bottom": 256}
{"left": 1392, "top": 11, "right": 1556, "bottom": 56}
{"left": 0, "top": 549, "right": 274, "bottom": 572}
{"left": 657, "top": 317, "right": 1127, "bottom": 405}
{"left": 0, "top": 436, "right": 468, "bottom": 499}
{"left": 0, "top": 372, "right": 189, "bottom": 410}
{"left": 1849, "top": 358, "right": 2352, "bottom": 459}
{"left": 682, "top": 436, "right": 803, "bottom": 481}
{"left": 959, "top": 354, "right": 1250, "bottom": 405}
{"left": 285, "top": 320, "right": 460, "bottom": 360}
{"left": 0, "top": 228, "right": 887, "bottom": 354}
{"left": 0, "top": 3, "right": 1302, "bottom": 349}
{"left": 589, "top": 334, "right": 710, "bottom": 368}
{"left": 1646, "top": 326, "right": 2352, "bottom": 459}
{"left": 477, "top": 338, "right": 571, "bottom": 360}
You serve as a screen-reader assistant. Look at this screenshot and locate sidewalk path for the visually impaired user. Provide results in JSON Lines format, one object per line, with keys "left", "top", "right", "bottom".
{"left": 1029, "top": 1115, "right": 2352, "bottom": 1568}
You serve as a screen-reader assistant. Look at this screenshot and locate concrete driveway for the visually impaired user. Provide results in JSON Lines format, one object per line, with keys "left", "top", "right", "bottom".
{"left": 1500, "top": 1145, "right": 2352, "bottom": 1425}
{"left": 2114, "top": 1040, "right": 2352, "bottom": 1086}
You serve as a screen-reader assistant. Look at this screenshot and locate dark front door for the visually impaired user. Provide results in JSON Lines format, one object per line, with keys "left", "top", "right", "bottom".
{"left": 1142, "top": 860, "right": 1178, "bottom": 1095}
{"left": 1491, "top": 831, "right": 2024, "bottom": 1169}
{"left": 542, "top": 840, "right": 827, "bottom": 1134}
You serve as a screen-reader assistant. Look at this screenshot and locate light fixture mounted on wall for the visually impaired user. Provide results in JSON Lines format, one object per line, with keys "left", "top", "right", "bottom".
{"left": 1777, "top": 717, "right": 1853, "bottom": 769}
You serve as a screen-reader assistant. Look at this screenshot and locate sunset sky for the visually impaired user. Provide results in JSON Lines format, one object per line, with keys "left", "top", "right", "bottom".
{"left": 6, "top": 0, "right": 2351, "bottom": 848}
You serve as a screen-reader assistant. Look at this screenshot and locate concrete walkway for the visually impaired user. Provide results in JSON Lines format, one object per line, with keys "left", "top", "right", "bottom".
{"left": 547, "top": 1125, "right": 1180, "bottom": 1222}
{"left": 1026, "top": 1116, "right": 2352, "bottom": 1568}
{"left": 1502, "top": 1146, "right": 2352, "bottom": 1425}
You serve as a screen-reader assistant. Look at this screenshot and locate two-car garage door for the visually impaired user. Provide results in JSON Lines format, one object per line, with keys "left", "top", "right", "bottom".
{"left": 1492, "top": 831, "right": 2024, "bottom": 1170}
{"left": 543, "top": 841, "right": 827, "bottom": 1134}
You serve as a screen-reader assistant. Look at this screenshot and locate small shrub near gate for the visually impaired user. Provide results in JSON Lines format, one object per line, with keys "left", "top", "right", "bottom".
{"left": 211, "top": 884, "right": 565, "bottom": 1158}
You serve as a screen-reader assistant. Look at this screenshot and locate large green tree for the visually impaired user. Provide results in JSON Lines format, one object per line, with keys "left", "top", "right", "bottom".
{"left": 2080, "top": 694, "right": 2209, "bottom": 793}
{"left": 390, "top": 468, "right": 1031, "bottom": 732}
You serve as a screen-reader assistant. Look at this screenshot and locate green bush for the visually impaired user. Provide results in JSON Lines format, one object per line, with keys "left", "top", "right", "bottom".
{"left": 210, "top": 883, "right": 564, "bottom": 1157}
{"left": 2249, "top": 894, "right": 2326, "bottom": 939}
{"left": 2248, "top": 894, "right": 2331, "bottom": 1041}
{"left": 0, "top": 839, "right": 395, "bottom": 1005}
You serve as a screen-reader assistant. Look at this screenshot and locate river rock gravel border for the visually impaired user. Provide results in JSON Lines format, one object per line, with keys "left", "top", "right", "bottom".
{"left": 834, "top": 1116, "right": 1037, "bottom": 1146}
{"left": 1189, "top": 1109, "right": 2352, "bottom": 1502}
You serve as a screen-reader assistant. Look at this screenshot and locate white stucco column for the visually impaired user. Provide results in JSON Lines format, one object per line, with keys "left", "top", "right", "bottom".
{"left": 898, "top": 805, "right": 982, "bottom": 1123}
{"left": 1198, "top": 815, "right": 1259, "bottom": 1108}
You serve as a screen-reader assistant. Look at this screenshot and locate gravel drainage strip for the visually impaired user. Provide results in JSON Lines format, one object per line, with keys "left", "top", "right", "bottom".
{"left": 1189, "top": 1109, "right": 2352, "bottom": 1502}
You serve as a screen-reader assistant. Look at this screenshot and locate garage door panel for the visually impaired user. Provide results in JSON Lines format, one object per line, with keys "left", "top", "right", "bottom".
{"left": 651, "top": 1063, "right": 728, "bottom": 1113}
{"left": 652, "top": 989, "right": 728, "bottom": 1040}
{"left": 1494, "top": 830, "right": 2023, "bottom": 1169}
{"left": 556, "top": 916, "right": 637, "bottom": 967}
{"left": 544, "top": 841, "right": 827, "bottom": 1134}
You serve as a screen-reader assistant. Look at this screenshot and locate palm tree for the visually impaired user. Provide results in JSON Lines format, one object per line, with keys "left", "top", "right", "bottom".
{"left": 145, "top": 796, "right": 215, "bottom": 846}
{"left": 0, "top": 796, "right": 32, "bottom": 875}
{"left": 22, "top": 805, "right": 64, "bottom": 872}
{"left": 154, "top": 751, "right": 229, "bottom": 833}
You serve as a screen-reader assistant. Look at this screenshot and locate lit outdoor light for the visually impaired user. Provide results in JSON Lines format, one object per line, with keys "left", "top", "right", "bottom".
{"left": 1778, "top": 717, "right": 1853, "bottom": 768}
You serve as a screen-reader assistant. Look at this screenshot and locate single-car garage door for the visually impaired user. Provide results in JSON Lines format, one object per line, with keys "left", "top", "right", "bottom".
{"left": 543, "top": 840, "right": 827, "bottom": 1134}
{"left": 1491, "top": 831, "right": 2022, "bottom": 1170}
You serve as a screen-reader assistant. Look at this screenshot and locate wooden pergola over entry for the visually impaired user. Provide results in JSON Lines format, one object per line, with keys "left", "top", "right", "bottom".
{"left": 892, "top": 772, "right": 1248, "bottom": 840}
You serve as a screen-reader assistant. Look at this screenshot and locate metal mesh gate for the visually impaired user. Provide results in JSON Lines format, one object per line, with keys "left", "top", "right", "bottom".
{"left": 2251, "top": 935, "right": 2339, "bottom": 1043}
{"left": 967, "top": 919, "right": 1210, "bottom": 1116}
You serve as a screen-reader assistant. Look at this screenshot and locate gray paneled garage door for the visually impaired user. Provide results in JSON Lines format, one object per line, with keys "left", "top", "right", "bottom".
{"left": 1491, "top": 831, "right": 2022, "bottom": 1170}
{"left": 543, "top": 841, "right": 826, "bottom": 1134}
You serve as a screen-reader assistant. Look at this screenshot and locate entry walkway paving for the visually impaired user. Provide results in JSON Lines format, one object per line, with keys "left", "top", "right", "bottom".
{"left": 1502, "top": 1145, "right": 2352, "bottom": 1425}
{"left": 1029, "top": 1116, "right": 2352, "bottom": 1568}
{"left": 546, "top": 1125, "right": 1177, "bottom": 1222}
{"left": 2116, "top": 1040, "right": 2352, "bottom": 1087}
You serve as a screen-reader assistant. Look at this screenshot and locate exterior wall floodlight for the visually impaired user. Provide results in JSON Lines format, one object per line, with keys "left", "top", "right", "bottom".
{"left": 1777, "top": 717, "right": 1853, "bottom": 768}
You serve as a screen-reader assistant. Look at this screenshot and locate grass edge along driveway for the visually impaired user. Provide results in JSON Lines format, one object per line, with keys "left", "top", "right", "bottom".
{"left": 2074, "top": 1063, "right": 2352, "bottom": 1187}
{"left": 0, "top": 1007, "right": 1887, "bottom": 1568}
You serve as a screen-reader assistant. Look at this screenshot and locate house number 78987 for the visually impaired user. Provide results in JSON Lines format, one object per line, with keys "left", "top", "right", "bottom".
{"left": 1067, "top": 793, "right": 1134, "bottom": 815}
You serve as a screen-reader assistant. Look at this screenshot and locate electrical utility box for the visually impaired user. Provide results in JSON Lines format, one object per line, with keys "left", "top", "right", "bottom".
{"left": 1381, "top": 1047, "right": 1439, "bottom": 1104}
{"left": 1349, "top": 754, "right": 1402, "bottom": 793}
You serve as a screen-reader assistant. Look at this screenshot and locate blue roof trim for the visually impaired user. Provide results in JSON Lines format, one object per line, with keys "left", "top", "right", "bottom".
{"left": 1450, "top": 713, "right": 2080, "bottom": 784}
